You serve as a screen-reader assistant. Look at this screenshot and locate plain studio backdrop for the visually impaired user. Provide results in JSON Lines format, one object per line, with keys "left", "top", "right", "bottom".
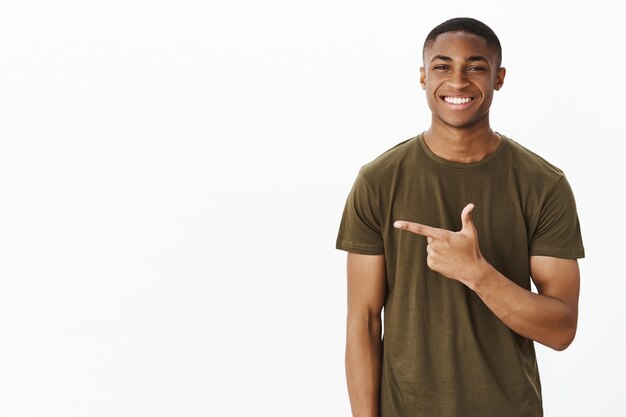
{"left": 0, "top": 1, "right": 623, "bottom": 416}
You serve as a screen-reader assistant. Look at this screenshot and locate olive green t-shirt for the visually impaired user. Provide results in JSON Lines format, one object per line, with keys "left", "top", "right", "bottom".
{"left": 336, "top": 133, "right": 585, "bottom": 417}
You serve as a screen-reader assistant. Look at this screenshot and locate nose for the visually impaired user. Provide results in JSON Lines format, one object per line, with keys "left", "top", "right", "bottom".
{"left": 447, "top": 69, "right": 470, "bottom": 89}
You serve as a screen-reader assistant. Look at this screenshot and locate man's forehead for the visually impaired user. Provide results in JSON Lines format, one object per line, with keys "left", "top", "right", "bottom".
{"left": 426, "top": 31, "right": 489, "bottom": 51}
{"left": 423, "top": 31, "right": 497, "bottom": 62}
{"left": 429, "top": 54, "right": 490, "bottom": 63}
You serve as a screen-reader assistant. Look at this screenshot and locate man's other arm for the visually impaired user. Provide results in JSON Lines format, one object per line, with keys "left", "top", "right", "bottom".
{"left": 345, "top": 253, "right": 386, "bottom": 417}
{"left": 470, "top": 255, "right": 580, "bottom": 351}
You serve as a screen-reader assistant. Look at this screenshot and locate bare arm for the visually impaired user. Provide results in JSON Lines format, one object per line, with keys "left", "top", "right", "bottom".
{"left": 394, "top": 203, "right": 581, "bottom": 351}
{"left": 345, "top": 253, "right": 386, "bottom": 417}
{"left": 469, "top": 256, "right": 580, "bottom": 351}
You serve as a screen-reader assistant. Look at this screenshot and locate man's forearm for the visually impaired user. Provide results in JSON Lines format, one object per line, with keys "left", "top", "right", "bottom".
{"left": 467, "top": 262, "right": 577, "bottom": 351}
{"left": 345, "top": 313, "right": 382, "bottom": 417}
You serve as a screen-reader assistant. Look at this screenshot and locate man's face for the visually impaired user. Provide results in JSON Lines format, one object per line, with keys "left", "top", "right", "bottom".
{"left": 420, "top": 31, "right": 505, "bottom": 131}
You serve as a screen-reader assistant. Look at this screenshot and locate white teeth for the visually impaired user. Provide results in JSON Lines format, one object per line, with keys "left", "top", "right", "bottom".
{"left": 444, "top": 96, "right": 472, "bottom": 104}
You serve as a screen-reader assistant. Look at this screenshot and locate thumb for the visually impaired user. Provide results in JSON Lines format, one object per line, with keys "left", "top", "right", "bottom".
{"left": 460, "top": 203, "right": 477, "bottom": 235}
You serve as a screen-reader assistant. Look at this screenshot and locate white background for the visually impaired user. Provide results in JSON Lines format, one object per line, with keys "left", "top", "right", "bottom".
{"left": 0, "top": 1, "right": 623, "bottom": 416}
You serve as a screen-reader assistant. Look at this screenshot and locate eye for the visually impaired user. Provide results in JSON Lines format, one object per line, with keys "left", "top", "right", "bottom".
{"left": 468, "top": 66, "right": 486, "bottom": 72}
{"left": 433, "top": 65, "right": 449, "bottom": 70}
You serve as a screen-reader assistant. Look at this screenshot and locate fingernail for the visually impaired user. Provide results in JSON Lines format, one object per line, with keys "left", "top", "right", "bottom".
{"left": 394, "top": 221, "right": 402, "bottom": 228}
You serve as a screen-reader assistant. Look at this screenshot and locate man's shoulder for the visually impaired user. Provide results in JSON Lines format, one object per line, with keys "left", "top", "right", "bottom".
{"left": 358, "top": 135, "right": 418, "bottom": 180}
{"left": 503, "top": 134, "right": 565, "bottom": 184}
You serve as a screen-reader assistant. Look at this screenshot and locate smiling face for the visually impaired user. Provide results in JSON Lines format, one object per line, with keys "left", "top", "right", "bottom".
{"left": 420, "top": 31, "right": 506, "bottom": 132}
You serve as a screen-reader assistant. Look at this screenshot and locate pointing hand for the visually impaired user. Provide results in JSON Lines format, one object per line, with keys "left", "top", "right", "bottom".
{"left": 393, "top": 203, "right": 488, "bottom": 284}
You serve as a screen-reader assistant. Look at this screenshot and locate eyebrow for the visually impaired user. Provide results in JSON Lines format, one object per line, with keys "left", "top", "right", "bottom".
{"left": 430, "top": 55, "right": 489, "bottom": 64}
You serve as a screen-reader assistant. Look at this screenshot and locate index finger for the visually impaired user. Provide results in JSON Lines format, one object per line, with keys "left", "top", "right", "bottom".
{"left": 393, "top": 220, "right": 447, "bottom": 239}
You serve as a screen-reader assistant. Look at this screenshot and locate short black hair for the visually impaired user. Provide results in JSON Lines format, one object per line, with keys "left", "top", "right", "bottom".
{"left": 423, "top": 17, "right": 502, "bottom": 68}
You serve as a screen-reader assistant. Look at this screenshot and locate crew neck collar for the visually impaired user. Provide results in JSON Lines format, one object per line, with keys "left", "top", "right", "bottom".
{"left": 417, "top": 131, "right": 508, "bottom": 168}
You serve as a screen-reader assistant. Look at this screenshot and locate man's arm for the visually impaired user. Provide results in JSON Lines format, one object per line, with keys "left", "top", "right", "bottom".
{"left": 394, "top": 203, "right": 580, "bottom": 351}
{"left": 345, "top": 253, "right": 386, "bottom": 417}
{"left": 469, "top": 256, "right": 579, "bottom": 351}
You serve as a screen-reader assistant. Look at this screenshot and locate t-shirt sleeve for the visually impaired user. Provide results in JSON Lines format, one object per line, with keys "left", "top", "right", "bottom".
{"left": 529, "top": 175, "right": 585, "bottom": 259}
{"left": 336, "top": 169, "right": 385, "bottom": 255}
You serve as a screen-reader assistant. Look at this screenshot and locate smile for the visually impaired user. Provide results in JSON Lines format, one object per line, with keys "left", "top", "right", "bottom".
{"left": 442, "top": 96, "right": 474, "bottom": 104}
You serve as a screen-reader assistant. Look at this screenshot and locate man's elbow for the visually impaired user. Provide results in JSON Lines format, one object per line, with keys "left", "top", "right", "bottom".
{"left": 347, "top": 310, "right": 383, "bottom": 332}
{"left": 550, "top": 338, "right": 574, "bottom": 352}
{"left": 549, "top": 325, "right": 577, "bottom": 352}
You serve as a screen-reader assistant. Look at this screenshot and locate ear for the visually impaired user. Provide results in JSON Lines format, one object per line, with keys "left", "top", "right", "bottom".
{"left": 495, "top": 67, "right": 506, "bottom": 91}
{"left": 419, "top": 66, "right": 426, "bottom": 90}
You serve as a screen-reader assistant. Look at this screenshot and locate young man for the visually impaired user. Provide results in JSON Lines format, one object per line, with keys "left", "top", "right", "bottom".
{"left": 336, "top": 18, "right": 585, "bottom": 417}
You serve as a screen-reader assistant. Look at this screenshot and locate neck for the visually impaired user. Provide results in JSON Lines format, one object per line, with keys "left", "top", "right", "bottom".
{"left": 423, "top": 122, "right": 501, "bottom": 163}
